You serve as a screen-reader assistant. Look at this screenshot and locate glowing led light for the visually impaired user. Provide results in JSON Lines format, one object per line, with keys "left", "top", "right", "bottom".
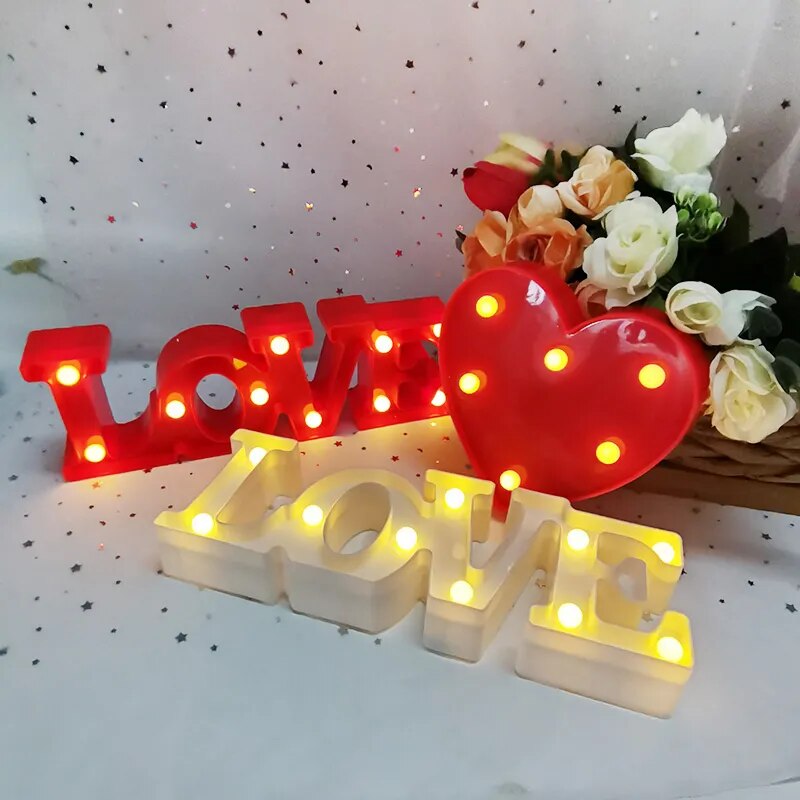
{"left": 270, "top": 336, "right": 290, "bottom": 355}
{"left": 373, "top": 393, "right": 391, "bottom": 413}
{"left": 458, "top": 372, "right": 481, "bottom": 394}
{"left": 652, "top": 541, "right": 676, "bottom": 564}
{"left": 165, "top": 398, "right": 186, "bottom": 419}
{"left": 449, "top": 580, "right": 474, "bottom": 604}
{"left": 499, "top": 469, "right": 521, "bottom": 491}
{"left": 544, "top": 347, "right": 569, "bottom": 372}
{"left": 566, "top": 528, "right": 590, "bottom": 551}
{"left": 557, "top": 603, "right": 583, "bottom": 629}
{"left": 191, "top": 512, "right": 214, "bottom": 535}
{"left": 656, "top": 636, "right": 684, "bottom": 663}
{"left": 475, "top": 294, "right": 499, "bottom": 318}
{"left": 305, "top": 409, "right": 323, "bottom": 429}
{"left": 373, "top": 333, "right": 394, "bottom": 354}
{"left": 431, "top": 323, "right": 442, "bottom": 338}
{"left": 431, "top": 389, "right": 446, "bottom": 407}
{"left": 83, "top": 441, "right": 107, "bottom": 463}
{"left": 302, "top": 505, "right": 324, "bottom": 526}
{"left": 249, "top": 385, "right": 269, "bottom": 406}
{"left": 444, "top": 488, "right": 465, "bottom": 510}
{"left": 248, "top": 447, "right": 267, "bottom": 466}
{"left": 395, "top": 526, "right": 418, "bottom": 551}
{"left": 55, "top": 364, "right": 81, "bottom": 386}
{"left": 639, "top": 363, "right": 666, "bottom": 389}
{"left": 596, "top": 440, "right": 622, "bottom": 465}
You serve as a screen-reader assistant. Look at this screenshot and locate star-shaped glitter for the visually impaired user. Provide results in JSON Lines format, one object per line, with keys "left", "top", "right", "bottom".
{"left": 374, "top": 638, "right": 381, "bottom": 645}
{"left": 334, "top": 440, "right": 343, "bottom": 447}
{"left": 175, "top": 632, "right": 187, "bottom": 642}
{"left": 189, "top": 221, "right": 198, "bottom": 229}
{"left": 70, "top": 563, "right": 82, "bottom": 573}
{"left": 210, "top": 644, "right": 218, "bottom": 651}
{"left": 107, "top": 215, "right": 116, "bottom": 223}
{"left": 227, "top": 47, "right": 236, "bottom": 57}
{"left": 97, "top": 64, "right": 106, "bottom": 73}
{"left": 612, "top": 104, "right": 622, "bottom": 114}
{"left": 405, "top": 59, "right": 414, "bottom": 68}
{"left": 341, "top": 178, "right": 349, "bottom": 187}
{"left": 27, "top": 115, "right": 36, "bottom": 124}
{"left": 92, "top": 481, "right": 101, "bottom": 489}
{"left": 22, "top": 540, "right": 33, "bottom": 548}
{"left": 8, "top": 474, "right": 18, "bottom": 481}
{"left": 159, "top": 100, "right": 168, "bottom": 109}
{"left": 0, "top": 646, "right": 7, "bottom": 656}
{"left": 451, "top": 168, "right": 458, "bottom": 176}
{"left": 395, "top": 249, "right": 403, "bottom": 257}
{"left": 336, "top": 288, "right": 344, "bottom": 295}
{"left": 781, "top": 99, "right": 791, "bottom": 110}
{"left": 81, "top": 601, "right": 93, "bottom": 611}
{"left": 69, "top": 155, "right": 79, "bottom": 165}
{"left": 762, "top": 532, "right": 772, "bottom": 540}
{"left": 787, "top": 603, "right": 797, "bottom": 613}
{"left": 337, "top": 626, "right": 349, "bottom": 636}
{"left": 281, "top": 161, "right": 290, "bottom": 169}
{"left": 391, "top": 455, "right": 399, "bottom": 462}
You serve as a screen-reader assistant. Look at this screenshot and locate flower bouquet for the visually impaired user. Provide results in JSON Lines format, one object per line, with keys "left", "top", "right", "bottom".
{"left": 458, "top": 110, "right": 800, "bottom": 470}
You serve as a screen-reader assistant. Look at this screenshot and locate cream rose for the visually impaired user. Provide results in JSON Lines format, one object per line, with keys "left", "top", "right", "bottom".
{"left": 484, "top": 132, "right": 549, "bottom": 175}
{"left": 556, "top": 145, "right": 636, "bottom": 217}
{"left": 582, "top": 197, "right": 678, "bottom": 306}
{"left": 508, "top": 185, "right": 564, "bottom": 231}
{"left": 633, "top": 108, "right": 727, "bottom": 194}
{"left": 462, "top": 211, "right": 508, "bottom": 279}
{"left": 666, "top": 281, "right": 776, "bottom": 346}
{"left": 709, "top": 344, "right": 796, "bottom": 443}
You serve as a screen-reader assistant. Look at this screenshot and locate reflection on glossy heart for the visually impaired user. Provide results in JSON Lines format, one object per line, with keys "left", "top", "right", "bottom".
{"left": 439, "top": 265, "right": 708, "bottom": 504}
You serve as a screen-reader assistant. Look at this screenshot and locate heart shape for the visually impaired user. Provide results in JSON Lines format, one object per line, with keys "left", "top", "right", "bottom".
{"left": 439, "top": 265, "right": 708, "bottom": 502}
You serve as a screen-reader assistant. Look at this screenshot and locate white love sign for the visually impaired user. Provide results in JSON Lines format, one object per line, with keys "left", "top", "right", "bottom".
{"left": 155, "top": 429, "right": 693, "bottom": 717}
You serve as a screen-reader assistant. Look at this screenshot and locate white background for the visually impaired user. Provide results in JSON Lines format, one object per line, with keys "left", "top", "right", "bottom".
{"left": 1, "top": 0, "right": 799, "bottom": 371}
{"left": 2, "top": 369, "right": 800, "bottom": 799}
{"left": 1, "top": 2, "right": 800, "bottom": 798}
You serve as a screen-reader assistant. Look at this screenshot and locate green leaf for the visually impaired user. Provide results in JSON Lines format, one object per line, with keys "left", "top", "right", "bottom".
{"left": 559, "top": 150, "right": 579, "bottom": 180}
{"left": 642, "top": 292, "right": 666, "bottom": 312}
{"left": 624, "top": 123, "right": 638, "bottom": 156}
{"left": 695, "top": 227, "right": 789, "bottom": 296}
{"left": 775, "top": 338, "right": 800, "bottom": 366}
{"left": 5, "top": 257, "right": 46, "bottom": 275}
{"left": 715, "top": 199, "right": 750, "bottom": 252}
{"left": 772, "top": 355, "right": 800, "bottom": 393}
{"left": 787, "top": 243, "right": 800, "bottom": 276}
{"left": 742, "top": 305, "right": 782, "bottom": 340}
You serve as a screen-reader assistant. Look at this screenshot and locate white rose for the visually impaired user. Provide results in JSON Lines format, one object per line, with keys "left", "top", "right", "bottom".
{"left": 582, "top": 197, "right": 678, "bottom": 307}
{"left": 633, "top": 109, "right": 727, "bottom": 194}
{"left": 666, "top": 281, "right": 776, "bottom": 346}
{"left": 709, "top": 344, "right": 796, "bottom": 443}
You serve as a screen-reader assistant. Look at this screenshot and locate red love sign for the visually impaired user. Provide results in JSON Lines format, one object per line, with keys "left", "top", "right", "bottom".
{"left": 439, "top": 265, "right": 708, "bottom": 504}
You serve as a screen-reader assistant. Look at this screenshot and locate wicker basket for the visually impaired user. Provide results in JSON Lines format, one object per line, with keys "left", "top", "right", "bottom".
{"left": 628, "top": 415, "right": 800, "bottom": 513}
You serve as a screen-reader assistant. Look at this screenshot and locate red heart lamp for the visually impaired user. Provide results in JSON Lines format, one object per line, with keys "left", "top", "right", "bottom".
{"left": 438, "top": 265, "right": 708, "bottom": 505}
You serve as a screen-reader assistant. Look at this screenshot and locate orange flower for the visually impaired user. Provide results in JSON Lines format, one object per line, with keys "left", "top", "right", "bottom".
{"left": 574, "top": 280, "right": 609, "bottom": 317}
{"left": 506, "top": 217, "right": 592, "bottom": 280}
{"left": 556, "top": 145, "right": 636, "bottom": 218}
{"left": 462, "top": 211, "right": 509, "bottom": 279}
